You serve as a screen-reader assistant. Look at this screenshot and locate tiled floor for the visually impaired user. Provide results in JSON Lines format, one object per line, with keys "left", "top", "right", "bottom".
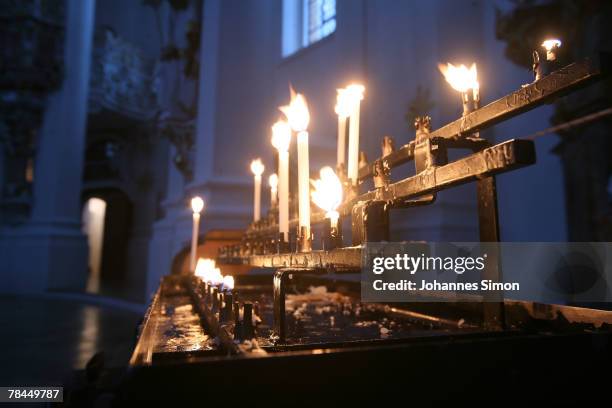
{"left": 0, "top": 295, "right": 142, "bottom": 386}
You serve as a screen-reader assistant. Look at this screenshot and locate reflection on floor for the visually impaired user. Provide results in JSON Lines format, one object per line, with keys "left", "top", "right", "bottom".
{"left": 0, "top": 295, "right": 142, "bottom": 386}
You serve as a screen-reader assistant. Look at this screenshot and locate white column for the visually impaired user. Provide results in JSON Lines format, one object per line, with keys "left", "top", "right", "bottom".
{"left": 193, "top": 0, "right": 221, "bottom": 184}
{"left": 1, "top": 0, "right": 96, "bottom": 293}
{"left": 32, "top": 0, "right": 96, "bottom": 222}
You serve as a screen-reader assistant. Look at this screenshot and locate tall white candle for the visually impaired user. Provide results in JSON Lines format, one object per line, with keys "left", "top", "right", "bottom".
{"left": 254, "top": 176, "right": 261, "bottom": 221}
{"left": 190, "top": 196, "right": 204, "bottom": 272}
{"left": 335, "top": 89, "right": 351, "bottom": 169}
{"left": 345, "top": 84, "right": 365, "bottom": 186}
{"left": 337, "top": 116, "right": 346, "bottom": 167}
{"left": 250, "top": 159, "right": 264, "bottom": 222}
{"left": 269, "top": 173, "right": 278, "bottom": 206}
{"left": 280, "top": 92, "right": 311, "bottom": 240}
{"left": 271, "top": 121, "right": 292, "bottom": 241}
{"left": 278, "top": 152, "right": 289, "bottom": 238}
{"left": 297, "top": 130, "right": 310, "bottom": 233}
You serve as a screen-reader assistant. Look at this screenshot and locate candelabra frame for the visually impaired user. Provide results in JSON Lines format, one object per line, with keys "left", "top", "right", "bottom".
{"left": 218, "top": 53, "right": 611, "bottom": 338}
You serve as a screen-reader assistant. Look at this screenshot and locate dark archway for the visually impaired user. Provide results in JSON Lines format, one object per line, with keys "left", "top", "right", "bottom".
{"left": 82, "top": 188, "right": 132, "bottom": 296}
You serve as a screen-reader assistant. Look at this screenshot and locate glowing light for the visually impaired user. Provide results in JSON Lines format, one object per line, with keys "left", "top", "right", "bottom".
{"left": 311, "top": 166, "right": 343, "bottom": 222}
{"left": 222, "top": 275, "right": 235, "bottom": 291}
{"left": 191, "top": 196, "right": 204, "bottom": 214}
{"left": 250, "top": 158, "right": 264, "bottom": 176}
{"left": 269, "top": 173, "right": 278, "bottom": 190}
{"left": 344, "top": 84, "right": 365, "bottom": 105}
{"left": 334, "top": 88, "right": 353, "bottom": 118}
{"left": 279, "top": 90, "right": 310, "bottom": 132}
{"left": 210, "top": 268, "right": 223, "bottom": 285}
{"left": 271, "top": 120, "right": 292, "bottom": 152}
{"left": 195, "top": 258, "right": 216, "bottom": 279}
{"left": 438, "top": 62, "right": 479, "bottom": 93}
{"left": 194, "top": 259, "right": 223, "bottom": 285}
{"left": 541, "top": 39, "right": 562, "bottom": 51}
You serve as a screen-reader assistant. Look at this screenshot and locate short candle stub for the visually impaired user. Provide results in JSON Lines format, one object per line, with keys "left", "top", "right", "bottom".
{"left": 462, "top": 90, "right": 475, "bottom": 116}
{"left": 233, "top": 301, "right": 241, "bottom": 340}
{"left": 211, "top": 287, "right": 219, "bottom": 312}
{"left": 297, "top": 225, "right": 313, "bottom": 253}
{"left": 277, "top": 232, "right": 290, "bottom": 254}
{"left": 242, "top": 302, "right": 254, "bottom": 339}
{"left": 542, "top": 39, "right": 561, "bottom": 61}
{"left": 221, "top": 293, "right": 233, "bottom": 323}
{"left": 322, "top": 218, "right": 343, "bottom": 250}
{"left": 533, "top": 39, "right": 562, "bottom": 81}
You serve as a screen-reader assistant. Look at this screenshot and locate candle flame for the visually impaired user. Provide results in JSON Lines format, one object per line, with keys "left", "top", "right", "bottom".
{"left": 438, "top": 62, "right": 479, "bottom": 93}
{"left": 191, "top": 196, "right": 204, "bottom": 214}
{"left": 250, "top": 158, "right": 264, "bottom": 176}
{"left": 335, "top": 88, "right": 353, "bottom": 118}
{"left": 345, "top": 84, "right": 365, "bottom": 100}
{"left": 222, "top": 275, "right": 235, "bottom": 290}
{"left": 311, "top": 166, "right": 343, "bottom": 220}
{"left": 271, "top": 120, "right": 292, "bottom": 152}
{"left": 280, "top": 92, "right": 310, "bottom": 132}
{"left": 209, "top": 268, "right": 223, "bottom": 285}
{"left": 541, "top": 38, "right": 561, "bottom": 51}
{"left": 344, "top": 84, "right": 365, "bottom": 109}
{"left": 195, "top": 258, "right": 215, "bottom": 279}
{"left": 269, "top": 173, "right": 278, "bottom": 190}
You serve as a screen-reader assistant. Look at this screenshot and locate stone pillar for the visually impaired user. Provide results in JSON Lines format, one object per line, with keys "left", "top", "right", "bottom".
{"left": 0, "top": 0, "right": 96, "bottom": 293}
{"left": 192, "top": 0, "right": 221, "bottom": 186}
{"left": 146, "top": 0, "right": 225, "bottom": 298}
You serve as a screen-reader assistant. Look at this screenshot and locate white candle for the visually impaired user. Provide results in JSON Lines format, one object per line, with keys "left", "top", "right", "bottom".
{"left": 297, "top": 130, "right": 310, "bottom": 233}
{"left": 278, "top": 152, "right": 289, "bottom": 238}
{"left": 271, "top": 121, "right": 292, "bottom": 241}
{"left": 254, "top": 175, "right": 261, "bottom": 221}
{"left": 250, "top": 159, "right": 264, "bottom": 222}
{"left": 190, "top": 196, "right": 204, "bottom": 272}
{"left": 337, "top": 116, "right": 346, "bottom": 167}
{"left": 269, "top": 173, "right": 278, "bottom": 206}
{"left": 345, "top": 84, "right": 365, "bottom": 186}
{"left": 280, "top": 92, "right": 311, "bottom": 240}
{"left": 335, "top": 89, "right": 351, "bottom": 169}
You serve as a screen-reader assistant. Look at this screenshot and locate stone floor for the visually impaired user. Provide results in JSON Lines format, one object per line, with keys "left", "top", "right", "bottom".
{"left": 0, "top": 295, "right": 142, "bottom": 386}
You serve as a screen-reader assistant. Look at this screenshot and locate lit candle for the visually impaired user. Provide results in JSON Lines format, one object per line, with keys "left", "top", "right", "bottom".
{"left": 195, "top": 257, "right": 215, "bottom": 280}
{"left": 312, "top": 166, "right": 343, "bottom": 250}
{"left": 271, "top": 120, "right": 292, "bottom": 241}
{"left": 269, "top": 173, "right": 278, "bottom": 207}
{"left": 190, "top": 196, "right": 204, "bottom": 272}
{"left": 250, "top": 159, "right": 265, "bottom": 222}
{"left": 345, "top": 84, "right": 365, "bottom": 186}
{"left": 210, "top": 267, "right": 223, "bottom": 286}
{"left": 438, "top": 62, "right": 479, "bottom": 115}
{"left": 222, "top": 275, "right": 235, "bottom": 291}
{"left": 280, "top": 91, "right": 311, "bottom": 246}
{"left": 533, "top": 39, "right": 562, "bottom": 80}
{"left": 311, "top": 166, "right": 343, "bottom": 230}
{"left": 542, "top": 39, "right": 561, "bottom": 62}
{"left": 335, "top": 88, "right": 351, "bottom": 171}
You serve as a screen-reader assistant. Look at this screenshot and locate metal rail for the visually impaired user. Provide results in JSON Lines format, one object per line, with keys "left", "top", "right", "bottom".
{"left": 358, "top": 54, "right": 610, "bottom": 180}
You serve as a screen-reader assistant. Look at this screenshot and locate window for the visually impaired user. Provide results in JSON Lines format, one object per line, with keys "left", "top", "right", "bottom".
{"left": 282, "top": 0, "right": 336, "bottom": 57}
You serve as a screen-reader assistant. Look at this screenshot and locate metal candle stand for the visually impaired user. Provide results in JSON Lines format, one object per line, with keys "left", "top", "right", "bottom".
{"left": 217, "top": 53, "right": 610, "bottom": 343}
{"left": 185, "top": 277, "right": 256, "bottom": 353}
